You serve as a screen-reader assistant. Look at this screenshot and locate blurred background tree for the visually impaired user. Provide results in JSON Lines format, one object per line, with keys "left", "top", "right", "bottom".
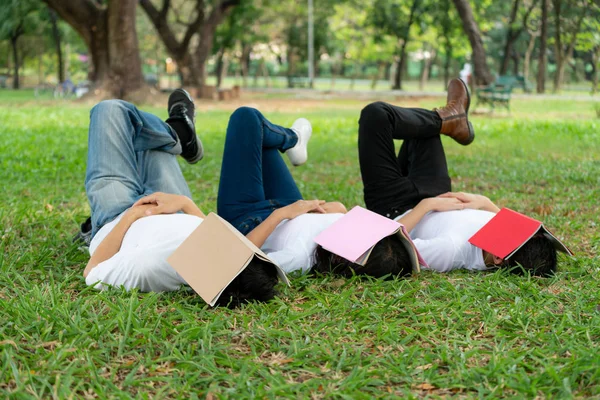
{"left": 0, "top": 0, "right": 598, "bottom": 97}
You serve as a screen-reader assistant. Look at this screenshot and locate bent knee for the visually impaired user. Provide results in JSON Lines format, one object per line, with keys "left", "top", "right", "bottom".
{"left": 226, "top": 107, "right": 261, "bottom": 140}
{"left": 229, "top": 106, "right": 259, "bottom": 124}
{"left": 359, "top": 102, "right": 389, "bottom": 125}
{"left": 90, "top": 99, "right": 132, "bottom": 119}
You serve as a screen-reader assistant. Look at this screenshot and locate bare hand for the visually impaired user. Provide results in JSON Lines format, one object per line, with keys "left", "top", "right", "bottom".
{"left": 437, "top": 192, "right": 489, "bottom": 210}
{"left": 124, "top": 204, "right": 156, "bottom": 221}
{"left": 132, "top": 192, "right": 192, "bottom": 216}
{"left": 321, "top": 201, "right": 347, "bottom": 214}
{"left": 422, "top": 197, "right": 466, "bottom": 212}
{"left": 277, "top": 199, "right": 326, "bottom": 220}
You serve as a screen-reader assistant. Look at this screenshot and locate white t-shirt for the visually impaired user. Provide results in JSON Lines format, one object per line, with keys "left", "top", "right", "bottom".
{"left": 87, "top": 212, "right": 203, "bottom": 291}
{"left": 397, "top": 209, "right": 495, "bottom": 272}
{"left": 262, "top": 213, "right": 344, "bottom": 274}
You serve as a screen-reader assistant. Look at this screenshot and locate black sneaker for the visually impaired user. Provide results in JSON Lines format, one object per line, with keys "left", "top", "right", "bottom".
{"left": 166, "top": 89, "right": 204, "bottom": 164}
{"left": 73, "top": 216, "right": 92, "bottom": 248}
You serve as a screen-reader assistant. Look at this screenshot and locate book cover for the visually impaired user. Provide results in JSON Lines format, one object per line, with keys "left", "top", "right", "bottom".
{"left": 468, "top": 208, "right": 573, "bottom": 259}
{"left": 168, "top": 213, "right": 289, "bottom": 306}
{"left": 314, "top": 206, "right": 426, "bottom": 272}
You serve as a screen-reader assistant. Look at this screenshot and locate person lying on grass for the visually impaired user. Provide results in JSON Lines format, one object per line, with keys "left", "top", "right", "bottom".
{"left": 216, "top": 106, "right": 421, "bottom": 280}
{"left": 82, "top": 90, "right": 311, "bottom": 307}
{"left": 353, "top": 78, "right": 557, "bottom": 277}
{"left": 81, "top": 92, "right": 419, "bottom": 308}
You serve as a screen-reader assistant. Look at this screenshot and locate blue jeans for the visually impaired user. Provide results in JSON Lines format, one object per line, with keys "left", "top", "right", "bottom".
{"left": 85, "top": 100, "right": 192, "bottom": 237}
{"left": 217, "top": 107, "right": 302, "bottom": 235}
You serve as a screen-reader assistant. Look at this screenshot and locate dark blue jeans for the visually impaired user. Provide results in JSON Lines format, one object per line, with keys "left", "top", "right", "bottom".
{"left": 217, "top": 107, "right": 302, "bottom": 235}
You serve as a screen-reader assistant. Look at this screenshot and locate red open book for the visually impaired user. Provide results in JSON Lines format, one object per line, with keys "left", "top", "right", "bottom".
{"left": 468, "top": 208, "right": 573, "bottom": 259}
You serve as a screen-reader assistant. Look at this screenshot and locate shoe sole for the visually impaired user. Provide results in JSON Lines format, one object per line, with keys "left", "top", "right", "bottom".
{"left": 168, "top": 89, "right": 202, "bottom": 161}
{"left": 456, "top": 78, "right": 474, "bottom": 145}
{"left": 186, "top": 148, "right": 204, "bottom": 164}
{"left": 168, "top": 89, "right": 196, "bottom": 124}
{"left": 454, "top": 78, "right": 471, "bottom": 113}
{"left": 168, "top": 88, "right": 194, "bottom": 111}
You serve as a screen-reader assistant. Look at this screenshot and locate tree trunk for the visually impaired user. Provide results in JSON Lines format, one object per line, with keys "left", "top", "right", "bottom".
{"left": 262, "top": 59, "right": 269, "bottom": 88}
{"left": 6, "top": 43, "right": 11, "bottom": 78}
{"left": 592, "top": 46, "right": 599, "bottom": 94}
{"left": 392, "top": 0, "right": 420, "bottom": 90}
{"left": 537, "top": 0, "right": 548, "bottom": 93}
{"left": 552, "top": 0, "right": 587, "bottom": 93}
{"left": 241, "top": 42, "right": 252, "bottom": 88}
{"left": 444, "top": 42, "right": 453, "bottom": 88}
{"left": 106, "top": 0, "right": 144, "bottom": 97}
{"left": 552, "top": 48, "right": 567, "bottom": 93}
{"left": 139, "top": 0, "right": 199, "bottom": 87}
{"left": 452, "top": 0, "right": 494, "bottom": 85}
{"left": 38, "top": 40, "right": 44, "bottom": 84}
{"left": 253, "top": 59, "right": 261, "bottom": 87}
{"left": 43, "top": 0, "right": 146, "bottom": 99}
{"left": 428, "top": 52, "right": 437, "bottom": 78}
{"left": 175, "top": 53, "right": 201, "bottom": 87}
{"left": 331, "top": 55, "right": 342, "bottom": 89}
{"left": 441, "top": 0, "right": 453, "bottom": 88}
{"left": 393, "top": 40, "right": 409, "bottom": 90}
{"left": 195, "top": 55, "right": 208, "bottom": 88}
{"left": 215, "top": 48, "right": 225, "bottom": 88}
{"left": 49, "top": 8, "right": 64, "bottom": 83}
{"left": 523, "top": 32, "right": 537, "bottom": 80}
{"left": 552, "top": 0, "right": 563, "bottom": 92}
{"left": 420, "top": 48, "right": 433, "bottom": 90}
{"left": 139, "top": 0, "right": 240, "bottom": 90}
{"left": 500, "top": 0, "right": 521, "bottom": 76}
{"left": 512, "top": 51, "right": 520, "bottom": 76}
{"left": 286, "top": 48, "right": 296, "bottom": 88}
{"left": 371, "top": 62, "right": 385, "bottom": 90}
{"left": 193, "top": 18, "right": 224, "bottom": 88}
{"left": 10, "top": 35, "right": 19, "bottom": 89}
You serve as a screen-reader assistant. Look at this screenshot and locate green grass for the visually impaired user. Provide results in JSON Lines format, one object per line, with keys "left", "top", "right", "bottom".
{"left": 1, "top": 89, "right": 599, "bottom": 398}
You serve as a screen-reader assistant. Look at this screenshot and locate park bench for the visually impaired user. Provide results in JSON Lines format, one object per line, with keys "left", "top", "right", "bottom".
{"left": 476, "top": 75, "right": 531, "bottom": 112}
{"left": 0, "top": 75, "right": 8, "bottom": 88}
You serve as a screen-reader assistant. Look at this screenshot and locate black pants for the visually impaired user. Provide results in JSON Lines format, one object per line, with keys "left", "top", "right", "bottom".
{"left": 358, "top": 101, "right": 451, "bottom": 219}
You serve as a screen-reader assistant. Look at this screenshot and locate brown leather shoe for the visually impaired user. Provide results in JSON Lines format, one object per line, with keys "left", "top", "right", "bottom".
{"left": 434, "top": 78, "right": 474, "bottom": 145}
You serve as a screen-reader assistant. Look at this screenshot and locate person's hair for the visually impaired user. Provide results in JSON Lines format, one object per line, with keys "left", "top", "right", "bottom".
{"left": 214, "top": 258, "right": 279, "bottom": 308}
{"left": 311, "top": 235, "right": 412, "bottom": 279}
{"left": 502, "top": 234, "right": 557, "bottom": 277}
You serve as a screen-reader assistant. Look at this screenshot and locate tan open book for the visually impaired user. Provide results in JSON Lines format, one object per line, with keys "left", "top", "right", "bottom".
{"left": 168, "top": 213, "right": 290, "bottom": 306}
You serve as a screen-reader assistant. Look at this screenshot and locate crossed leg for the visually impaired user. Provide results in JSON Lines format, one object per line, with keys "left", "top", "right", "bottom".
{"left": 85, "top": 100, "right": 192, "bottom": 237}
{"left": 217, "top": 107, "right": 303, "bottom": 235}
{"left": 358, "top": 101, "right": 452, "bottom": 219}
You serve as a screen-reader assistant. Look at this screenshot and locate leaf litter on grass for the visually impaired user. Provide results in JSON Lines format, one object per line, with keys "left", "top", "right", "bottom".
{"left": 1, "top": 95, "right": 600, "bottom": 398}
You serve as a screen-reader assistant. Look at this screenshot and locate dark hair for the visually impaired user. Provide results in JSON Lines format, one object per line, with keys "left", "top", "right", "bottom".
{"left": 311, "top": 235, "right": 412, "bottom": 279}
{"left": 214, "top": 258, "right": 279, "bottom": 308}
{"left": 502, "top": 234, "right": 557, "bottom": 277}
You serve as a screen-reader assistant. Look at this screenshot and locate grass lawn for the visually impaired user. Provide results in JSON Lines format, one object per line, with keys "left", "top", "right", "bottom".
{"left": 1, "top": 89, "right": 599, "bottom": 398}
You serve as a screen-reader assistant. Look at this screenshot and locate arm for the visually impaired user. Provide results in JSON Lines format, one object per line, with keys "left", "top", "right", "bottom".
{"left": 133, "top": 192, "right": 205, "bottom": 218}
{"left": 246, "top": 199, "right": 326, "bottom": 248}
{"left": 84, "top": 193, "right": 205, "bottom": 278}
{"left": 397, "top": 197, "right": 466, "bottom": 232}
{"left": 437, "top": 192, "right": 501, "bottom": 213}
{"left": 83, "top": 205, "right": 150, "bottom": 278}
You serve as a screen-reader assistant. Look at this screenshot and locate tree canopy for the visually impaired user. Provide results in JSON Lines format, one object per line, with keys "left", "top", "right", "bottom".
{"left": 1, "top": 0, "right": 598, "bottom": 97}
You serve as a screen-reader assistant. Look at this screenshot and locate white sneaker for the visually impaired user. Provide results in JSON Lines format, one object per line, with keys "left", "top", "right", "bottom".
{"left": 286, "top": 118, "right": 312, "bottom": 166}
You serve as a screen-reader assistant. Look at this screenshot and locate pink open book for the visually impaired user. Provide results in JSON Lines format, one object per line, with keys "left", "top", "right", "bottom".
{"left": 468, "top": 207, "right": 573, "bottom": 259}
{"left": 313, "top": 206, "right": 427, "bottom": 272}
